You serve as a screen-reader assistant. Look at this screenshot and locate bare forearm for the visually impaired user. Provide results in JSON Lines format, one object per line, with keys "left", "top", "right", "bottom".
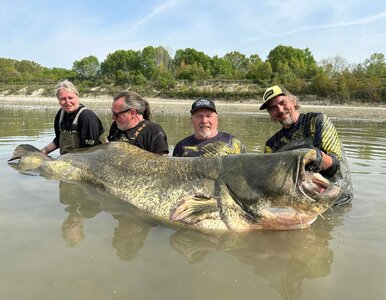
{"left": 41, "top": 142, "right": 58, "bottom": 155}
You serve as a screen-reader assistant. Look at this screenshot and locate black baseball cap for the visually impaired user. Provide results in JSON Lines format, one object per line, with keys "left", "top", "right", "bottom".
{"left": 190, "top": 98, "right": 217, "bottom": 114}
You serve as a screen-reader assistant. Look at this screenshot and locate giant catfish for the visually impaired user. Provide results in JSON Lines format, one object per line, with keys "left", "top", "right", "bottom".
{"left": 9, "top": 142, "right": 349, "bottom": 232}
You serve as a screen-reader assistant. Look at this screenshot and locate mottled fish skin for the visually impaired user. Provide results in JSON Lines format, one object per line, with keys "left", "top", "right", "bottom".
{"left": 9, "top": 142, "right": 343, "bottom": 232}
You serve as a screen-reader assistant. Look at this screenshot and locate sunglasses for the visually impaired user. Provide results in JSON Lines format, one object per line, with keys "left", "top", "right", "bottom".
{"left": 112, "top": 108, "right": 132, "bottom": 118}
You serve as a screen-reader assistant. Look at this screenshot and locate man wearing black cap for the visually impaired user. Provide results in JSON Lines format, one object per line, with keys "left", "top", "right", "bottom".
{"left": 260, "top": 85, "right": 343, "bottom": 177}
{"left": 172, "top": 98, "right": 246, "bottom": 157}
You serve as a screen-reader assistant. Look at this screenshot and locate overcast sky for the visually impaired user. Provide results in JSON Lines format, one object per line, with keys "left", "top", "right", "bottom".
{"left": 1, "top": 0, "right": 385, "bottom": 69}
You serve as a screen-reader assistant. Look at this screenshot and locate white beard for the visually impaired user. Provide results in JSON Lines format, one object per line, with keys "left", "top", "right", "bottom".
{"left": 196, "top": 128, "right": 212, "bottom": 139}
{"left": 280, "top": 117, "right": 293, "bottom": 128}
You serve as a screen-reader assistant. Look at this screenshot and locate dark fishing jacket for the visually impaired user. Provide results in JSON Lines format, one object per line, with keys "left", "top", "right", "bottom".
{"left": 172, "top": 132, "right": 246, "bottom": 157}
{"left": 108, "top": 120, "right": 169, "bottom": 155}
{"left": 264, "top": 112, "right": 342, "bottom": 177}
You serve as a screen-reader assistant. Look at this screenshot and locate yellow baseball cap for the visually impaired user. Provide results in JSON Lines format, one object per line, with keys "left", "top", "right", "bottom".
{"left": 260, "top": 85, "right": 289, "bottom": 110}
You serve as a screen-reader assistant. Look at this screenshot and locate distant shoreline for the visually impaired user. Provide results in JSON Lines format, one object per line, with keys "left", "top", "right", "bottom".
{"left": 1, "top": 95, "right": 386, "bottom": 122}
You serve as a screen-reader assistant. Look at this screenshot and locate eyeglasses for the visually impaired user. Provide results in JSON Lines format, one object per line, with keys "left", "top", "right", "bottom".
{"left": 112, "top": 108, "right": 131, "bottom": 118}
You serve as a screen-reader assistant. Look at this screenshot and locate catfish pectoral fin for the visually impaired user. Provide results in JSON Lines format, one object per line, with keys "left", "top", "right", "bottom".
{"left": 8, "top": 144, "right": 41, "bottom": 162}
{"left": 170, "top": 195, "right": 218, "bottom": 224}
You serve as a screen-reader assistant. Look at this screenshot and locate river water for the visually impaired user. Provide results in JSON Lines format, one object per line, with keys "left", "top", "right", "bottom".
{"left": 0, "top": 105, "right": 385, "bottom": 300}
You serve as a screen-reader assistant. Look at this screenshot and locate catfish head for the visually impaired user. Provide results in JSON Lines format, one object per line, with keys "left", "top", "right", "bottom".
{"left": 218, "top": 149, "right": 341, "bottom": 230}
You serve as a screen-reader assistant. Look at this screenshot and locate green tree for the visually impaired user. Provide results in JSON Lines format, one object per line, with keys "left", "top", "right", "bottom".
{"left": 142, "top": 46, "right": 173, "bottom": 80}
{"left": 352, "top": 53, "right": 386, "bottom": 102}
{"left": 267, "top": 45, "right": 318, "bottom": 80}
{"left": 15, "top": 60, "right": 44, "bottom": 74}
{"left": 72, "top": 55, "right": 100, "bottom": 80}
{"left": 0, "top": 58, "right": 20, "bottom": 81}
{"left": 175, "top": 62, "right": 211, "bottom": 81}
{"left": 153, "top": 67, "right": 176, "bottom": 90}
{"left": 42, "top": 67, "right": 77, "bottom": 82}
{"left": 309, "top": 70, "right": 337, "bottom": 97}
{"left": 174, "top": 48, "right": 212, "bottom": 73}
{"left": 246, "top": 54, "right": 272, "bottom": 83}
{"left": 335, "top": 71, "right": 354, "bottom": 101}
{"left": 100, "top": 50, "right": 142, "bottom": 83}
{"left": 210, "top": 55, "right": 233, "bottom": 78}
{"left": 0, "top": 58, "right": 47, "bottom": 82}
{"left": 248, "top": 54, "right": 262, "bottom": 65}
{"left": 223, "top": 51, "right": 249, "bottom": 79}
{"left": 361, "top": 53, "right": 386, "bottom": 77}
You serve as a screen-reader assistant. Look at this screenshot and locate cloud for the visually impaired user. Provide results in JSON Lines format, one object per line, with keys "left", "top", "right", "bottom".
{"left": 279, "top": 10, "right": 386, "bottom": 36}
{"left": 132, "top": 0, "right": 181, "bottom": 29}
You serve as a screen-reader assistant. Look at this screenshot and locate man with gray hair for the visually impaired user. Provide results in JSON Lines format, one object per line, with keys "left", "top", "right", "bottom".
{"left": 108, "top": 91, "right": 169, "bottom": 155}
{"left": 173, "top": 98, "right": 246, "bottom": 157}
{"left": 260, "top": 85, "right": 341, "bottom": 175}
{"left": 260, "top": 84, "right": 353, "bottom": 205}
{"left": 41, "top": 79, "right": 105, "bottom": 155}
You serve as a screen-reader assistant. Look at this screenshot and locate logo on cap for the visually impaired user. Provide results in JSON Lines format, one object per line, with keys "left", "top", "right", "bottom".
{"left": 263, "top": 89, "right": 275, "bottom": 101}
{"left": 260, "top": 85, "right": 288, "bottom": 110}
{"left": 190, "top": 98, "right": 217, "bottom": 114}
{"left": 195, "top": 99, "right": 211, "bottom": 107}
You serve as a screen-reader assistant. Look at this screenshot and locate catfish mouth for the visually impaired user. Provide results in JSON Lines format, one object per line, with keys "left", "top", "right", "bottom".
{"left": 296, "top": 149, "right": 341, "bottom": 202}
{"left": 255, "top": 156, "right": 341, "bottom": 231}
{"left": 298, "top": 171, "right": 341, "bottom": 202}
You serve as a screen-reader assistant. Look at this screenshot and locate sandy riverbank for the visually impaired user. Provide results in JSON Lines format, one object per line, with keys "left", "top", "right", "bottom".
{"left": 1, "top": 95, "right": 386, "bottom": 122}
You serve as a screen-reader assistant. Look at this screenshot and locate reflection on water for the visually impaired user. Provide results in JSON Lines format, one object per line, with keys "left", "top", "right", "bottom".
{"left": 59, "top": 182, "right": 101, "bottom": 246}
{"left": 57, "top": 179, "right": 347, "bottom": 300}
{"left": 1, "top": 107, "right": 386, "bottom": 300}
{"left": 0, "top": 109, "right": 54, "bottom": 137}
{"left": 169, "top": 217, "right": 338, "bottom": 300}
{"left": 112, "top": 214, "right": 153, "bottom": 261}
{"left": 58, "top": 181, "right": 155, "bottom": 259}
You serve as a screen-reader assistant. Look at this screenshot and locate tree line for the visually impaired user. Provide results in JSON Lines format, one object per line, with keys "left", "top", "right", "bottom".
{"left": 0, "top": 45, "right": 385, "bottom": 103}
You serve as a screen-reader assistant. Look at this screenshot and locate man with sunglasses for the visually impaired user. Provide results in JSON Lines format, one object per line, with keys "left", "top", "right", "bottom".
{"left": 107, "top": 91, "right": 169, "bottom": 155}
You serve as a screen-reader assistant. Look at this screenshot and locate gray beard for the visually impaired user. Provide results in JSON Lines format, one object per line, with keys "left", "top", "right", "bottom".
{"left": 196, "top": 129, "right": 212, "bottom": 139}
{"left": 280, "top": 118, "right": 293, "bottom": 128}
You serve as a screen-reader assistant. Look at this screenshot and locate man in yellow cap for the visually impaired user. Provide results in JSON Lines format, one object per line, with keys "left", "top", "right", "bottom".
{"left": 260, "top": 85, "right": 343, "bottom": 178}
